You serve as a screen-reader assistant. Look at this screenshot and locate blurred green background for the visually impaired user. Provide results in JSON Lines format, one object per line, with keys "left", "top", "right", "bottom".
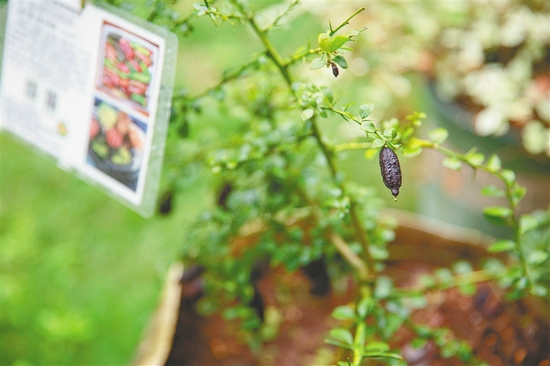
{"left": 1, "top": 1, "right": 548, "bottom": 364}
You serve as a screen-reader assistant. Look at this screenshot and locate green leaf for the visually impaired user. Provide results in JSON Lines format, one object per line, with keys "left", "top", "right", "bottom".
{"left": 374, "top": 276, "right": 393, "bottom": 299}
{"left": 527, "top": 250, "right": 549, "bottom": 265}
{"left": 531, "top": 284, "right": 548, "bottom": 297}
{"left": 310, "top": 57, "right": 326, "bottom": 70}
{"left": 332, "top": 305, "right": 356, "bottom": 321}
{"left": 458, "top": 282, "right": 477, "bottom": 296}
{"left": 428, "top": 128, "right": 448, "bottom": 144}
{"left": 357, "top": 297, "right": 375, "bottom": 319}
{"left": 360, "top": 120, "right": 376, "bottom": 133}
{"left": 332, "top": 54, "right": 348, "bottom": 69}
{"left": 383, "top": 128, "right": 397, "bottom": 139}
{"left": 488, "top": 240, "right": 516, "bottom": 252}
{"left": 442, "top": 157, "right": 462, "bottom": 171}
{"left": 301, "top": 108, "right": 314, "bottom": 121}
{"left": 362, "top": 351, "right": 403, "bottom": 361}
{"left": 452, "top": 260, "right": 473, "bottom": 274}
{"left": 466, "top": 152, "right": 485, "bottom": 166}
{"left": 371, "top": 139, "right": 385, "bottom": 149}
{"left": 519, "top": 214, "right": 539, "bottom": 234}
{"left": 402, "top": 144, "right": 422, "bottom": 157}
{"left": 359, "top": 104, "right": 374, "bottom": 119}
{"left": 418, "top": 274, "right": 436, "bottom": 288}
{"left": 329, "top": 35, "right": 351, "bottom": 52}
{"left": 320, "top": 86, "right": 333, "bottom": 103}
{"left": 411, "top": 337, "right": 428, "bottom": 349}
{"left": 405, "top": 294, "right": 427, "bottom": 309}
{"left": 510, "top": 183, "right": 526, "bottom": 206}
{"left": 486, "top": 154, "right": 502, "bottom": 172}
{"left": 483, "top": 206, "right": 513, "bottom": 225}
{"left": 501, "top": 169, "right": 516, "bottom": 184}
{"left": 481, "top": 185, "right": 505, "bottom": 197}
{"left": 364, "top": 341, "right": 390, "bottom": 352}
{"left": 328, "top": 327, "right": 354, "bottom": 347}
{"left": 318, "top": 32, "right": 331, "bottom": 52}
{"left": 435, "top": 268, "right": 454, "bottom": 286}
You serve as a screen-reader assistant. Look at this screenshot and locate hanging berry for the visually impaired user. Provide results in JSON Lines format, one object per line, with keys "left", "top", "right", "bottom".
{"left": 379, "top": 146, "right": 402, "bottom": 200}
{"left": 331, "top": 62, "right": 339, "bottom": 77}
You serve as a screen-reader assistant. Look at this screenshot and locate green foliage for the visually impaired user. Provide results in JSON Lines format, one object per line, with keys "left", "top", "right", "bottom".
{"left": 4, "top": 1, "right": 547, "bottom": 364}
{"left": 151, "top": 1, "right": 548, "bottom": 364}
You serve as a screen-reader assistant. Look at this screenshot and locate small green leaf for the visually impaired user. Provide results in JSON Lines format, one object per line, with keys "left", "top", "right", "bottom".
{"left": 501, "top": 169, "right": 516, "bottom": 184}
{"left": 488, "top": 240, "right": 516, "bottom": 252}
{"left": 357, "top": 297, "right": 375, "bottom": 319}
{"left": 301, "top": 108, "right": 314, "bottom": 121}
{"left": 481, "top": 185, "right": 505, "bottom": 197}
{"left": 332, "top": 305, "right": 356, "bottom": 321}
{"left": 328, "top": 327, "right": 354, "bottom": 347}
{"left": 362, "top": 351, "right": 403, "bottom": 361}
{"left": 510, "top": 183, "right": 526, "bottom": 206}
{"left": 371, "top": 139, "right": 385, "bottom": 149}
{"left": 483, "top": 206, "right": 513, "bottom": 225}
{"left": 364, "top": 341, "right": 390, "bottom": 352}
{"left": 310, "top": 57, "right": 326, "bottom": 70}
{"left": 318, "top": 32, "right": 331, "bottom": 52}
{"left": 467, "top": 152, "right": 485, "bottom": 166}
{"left": 527, "top": 250, "right": 549, "bottom": 265}
{"left": 442, "top": 157, "right": 462, "bottom": 171}
{"left": 428, "top": 128, "right": 448, "bottom": 144}
{"left": 519, "top": 214, "right": 539, "bottom": 234}
{"left": 453, "top": 260, "right": 473, "bottom": 275}
{"left": 359, "top": 104, "right": 374, "bottom": 119}
{"left": 329, "top": 35, "right": 351, "bottom": 52}
{"left": 531, "top": 284, "right": 548, "bottom": 297}
{"left": 374, "top": 275, "right": 393, "bottom": 299}
{"left": 414, "top": 325, "right": 432, "bottom": 338}
{"left": 458, "top": 282, "right": 477, "bottom": 296}
{"left": 486, "top": 154, "right": 502, "bottom": 172}
{"left": 360, "top": 120, "right": 376, "bottom": 132}
{"left": 435, "top": 268, "right": 454, "bottom": 286}
{"left": 320, "top": 86, "right": 333, "bottom": 103}
{"left": 383, "top": 128, "right": 397, "bottom": 139}
{"left": 332, "top": 54, "right": 348, "bottom": 69}
{"left": 406, "top": 294, "right": 427, "bottom": 309}
{"left": 418, "top": 274, "right": 436, "bottom": 288}
{"left": 411, "top": 337, "right": 428, "bottom": 349}
{"left": 402, "top": 144, "right": 422, "bottom": 157}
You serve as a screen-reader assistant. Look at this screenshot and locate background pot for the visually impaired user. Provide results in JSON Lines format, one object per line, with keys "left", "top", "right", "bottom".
{"left": 132, "top": 210, "right": 549, "bottom": 366}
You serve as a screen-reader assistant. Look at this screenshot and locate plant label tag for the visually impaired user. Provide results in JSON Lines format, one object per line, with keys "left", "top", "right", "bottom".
{"left": 0, "top": 0, "right": 177, "bottom": 217}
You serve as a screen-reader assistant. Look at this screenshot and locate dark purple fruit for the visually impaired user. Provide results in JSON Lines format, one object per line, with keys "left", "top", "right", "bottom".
{"left": 379, "top": 146, "right": 402, "bottom": 200}
{"left": 331, "top": 62, "right": 339, "bottom": 77}
{"left": 158, "top": 190, "right": 173, "bottom": 215}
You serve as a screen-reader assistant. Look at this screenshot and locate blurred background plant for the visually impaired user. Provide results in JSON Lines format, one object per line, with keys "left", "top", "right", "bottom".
{"left": 1, "top": 1, "right": 548, "bottom": 365}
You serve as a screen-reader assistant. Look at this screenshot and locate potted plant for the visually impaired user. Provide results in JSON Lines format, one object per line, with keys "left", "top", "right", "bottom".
{"left": 125, "top": 1, "right": 549, "bottom": 365}
{"left": 325, "top": 2, "right": 549, "bottom": 234}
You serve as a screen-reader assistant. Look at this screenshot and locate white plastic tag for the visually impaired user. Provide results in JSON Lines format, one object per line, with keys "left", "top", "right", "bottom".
{"left": 0, "top": 0, "right": 178, "bottom": 217}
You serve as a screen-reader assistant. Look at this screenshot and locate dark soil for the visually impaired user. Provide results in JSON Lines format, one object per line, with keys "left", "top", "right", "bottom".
{"left": 165, "top": 262, "right": 549, "bottom": 366}
{"left": 163, "top": 220, "right": 549, "bottom": 366}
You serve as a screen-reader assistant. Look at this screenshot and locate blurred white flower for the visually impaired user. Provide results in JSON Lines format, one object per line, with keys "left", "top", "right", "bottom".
{"left": 475, "top": 107, "right": 508, "bottom": 136}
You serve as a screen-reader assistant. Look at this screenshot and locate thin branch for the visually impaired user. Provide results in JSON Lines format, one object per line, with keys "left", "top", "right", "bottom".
{"left": 329, "top": 7, "right": 365, "bottom": 36}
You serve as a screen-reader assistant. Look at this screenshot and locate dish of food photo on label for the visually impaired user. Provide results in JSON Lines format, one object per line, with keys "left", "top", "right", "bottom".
{"left": 97, "top": 24, "right": 158, "bottom": 115}
{"left": 87, "top": 100, "right": 146, "bottom": 191}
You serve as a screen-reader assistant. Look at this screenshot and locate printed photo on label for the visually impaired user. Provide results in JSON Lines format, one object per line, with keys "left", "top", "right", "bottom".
{"left": 96, "top": 22, "right": 158, "bottom": 116}
{"left": 87, "top": 97, "right": 147, "bottom": 192}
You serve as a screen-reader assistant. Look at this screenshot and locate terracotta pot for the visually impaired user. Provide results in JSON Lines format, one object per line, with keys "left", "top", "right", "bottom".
{"left": 132, "top": 210, "right": 549, "bottom": 366}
